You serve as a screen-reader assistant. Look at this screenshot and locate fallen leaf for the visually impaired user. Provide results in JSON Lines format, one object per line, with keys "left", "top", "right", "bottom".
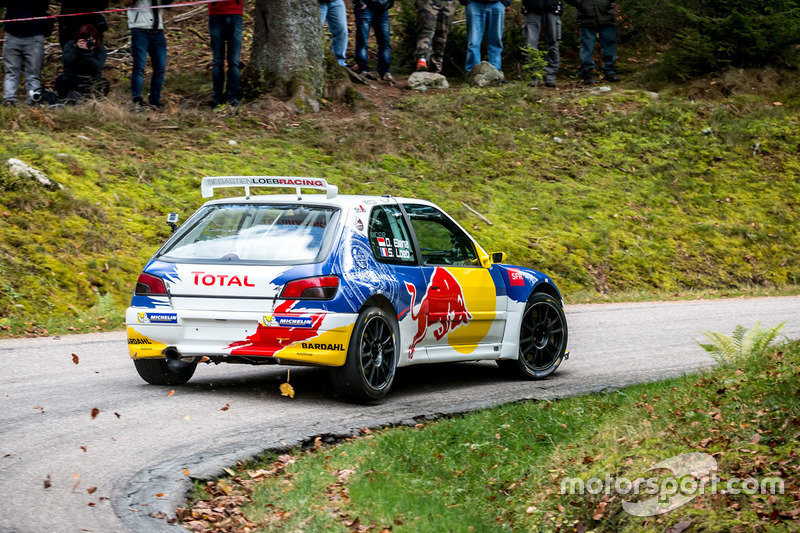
{"left": 750, "top": 433, "right": 761, "bottom": 445}
{"left": 279, "top": 382, "right": 295, "bottom": 398}
{"left": 72, "top": 472, "right": 80, "bottom": 491}
{"left": 220, "top": 402, "right": 230, "bottom": 411}
{"left": 774, "top": 102, "right": 783, "bottom": 106}
{"left": 87, "top": 487, "right": 97, "bottom": 494}
{"left": 167, "top": 389, "right": 175, "bottom": 398}
{"left": 593, "top": 501, "right": 606, "bottom": 520}
{"left": 182, "top": 468, "right": 191, "bottom": 476}
{"left": 80, "top": 446, "right": 87, "bottom": 452}
{"left": 337, "top": 469, "right": 356, "bottom": 482}
{"left": 667, "top": 519, "right": 692, "bottom": 533}
{"left": 525, "top": 506, "right": 536, "bottom": 514}
{"left": 44, "top": 476, "right": 51, "bottom": 489}
{"left": 72, "top": 353, "right": 79, "bottom": 365}
{"left": 184, "top": 415, "right": 191, "bottom": 421}
{"left": 91, "top": 408, "right": 100, "bottom": 419}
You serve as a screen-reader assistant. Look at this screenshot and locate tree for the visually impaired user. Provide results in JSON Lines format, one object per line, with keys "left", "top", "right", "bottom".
{"left": 249, "top": 0, "right": 325, "bottom": 105}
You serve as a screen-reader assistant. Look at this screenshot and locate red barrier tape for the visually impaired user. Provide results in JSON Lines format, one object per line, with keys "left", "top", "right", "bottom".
{"left": 2, "top": 0, "right": 227, "bottom": 24}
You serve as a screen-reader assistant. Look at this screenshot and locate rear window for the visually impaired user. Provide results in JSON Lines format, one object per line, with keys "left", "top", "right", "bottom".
{"left": 158, "top": 204, "right": 340, "bottom": 264}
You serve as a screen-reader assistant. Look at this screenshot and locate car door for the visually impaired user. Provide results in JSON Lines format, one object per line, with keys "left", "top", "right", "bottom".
{"left": 400, "top": 203, "right": 506, "bottom": 361}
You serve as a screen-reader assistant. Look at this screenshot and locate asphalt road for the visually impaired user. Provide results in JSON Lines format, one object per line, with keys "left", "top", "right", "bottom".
{"left": 1, "top": 296, "right": 799, "bottom": 533}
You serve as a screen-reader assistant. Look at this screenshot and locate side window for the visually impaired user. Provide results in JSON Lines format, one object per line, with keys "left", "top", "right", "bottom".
{"left": 368, "top": 205, "right": 416, "bottom": 264}
{"left": 402, "top": 204, "right": 478, "bottom": 266}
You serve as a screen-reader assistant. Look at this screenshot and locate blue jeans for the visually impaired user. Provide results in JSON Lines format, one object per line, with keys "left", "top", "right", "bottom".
{"left": 130, "top": 29, "right": 167, "bottom": 105}
{"left": 578, "top": 24, "right": 617, "bottom": 76}
{"left": 354, "top": 5, "right": 391, "bottom": 75}
{"left": 320, "top": 0, "right": 348, "bottom": 67}
{"left": 2, "top": 33, "right": 45, "bottom": 104}
{"left": 465, "top": 1, "right": 505, "bottom": 72}
{"left": 209, "top": 14, "right": 243, "bottom": 104}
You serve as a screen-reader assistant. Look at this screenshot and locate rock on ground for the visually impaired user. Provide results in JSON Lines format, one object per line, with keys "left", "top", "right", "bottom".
{"left": 407, "top": 72, "right": 449, "bottom": 92}
{"left": 466, "top": 62, "right": 505, "bottom": 87}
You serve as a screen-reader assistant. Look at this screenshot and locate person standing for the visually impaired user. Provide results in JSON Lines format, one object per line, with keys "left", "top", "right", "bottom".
{"left": 352, "top": 0, "right": 394, "bottom": 83}
{"left": 565, "top": 0, "right": 619, "bottom": 84}
{"left": 462, "top": 0, "right": 510, "bottom": 73}
{"left": 208, "top": 0, "right": 243, "bottom": 107}
{"left": 522, "top": 0, "right": 562, "bottom": 87}
{"left": 319, "top": 0, "right": 348, "bottom": 68}
{"left": 1, "top": 0, "right": 52, "bottom": 106}
{"left": 414, "top": 0, "right": 455, "bottom": 73}
{"left": 124, "top": 0, "right": 173, "bottom": 109}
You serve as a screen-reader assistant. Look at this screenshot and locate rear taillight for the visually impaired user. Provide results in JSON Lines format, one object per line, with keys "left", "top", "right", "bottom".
{"left": 280, "top": 276, "right": 339, "bottom": 299}
{"left": 135, "top": 273, "right": 168, "bottom": 296}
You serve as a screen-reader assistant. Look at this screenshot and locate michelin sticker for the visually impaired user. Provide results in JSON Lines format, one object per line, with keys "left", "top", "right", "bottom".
{"left": 262, "top": 315, "right": 314, "bottom": 328}
{"left": 137, "top": 312, "right": 178, "bottom": 324}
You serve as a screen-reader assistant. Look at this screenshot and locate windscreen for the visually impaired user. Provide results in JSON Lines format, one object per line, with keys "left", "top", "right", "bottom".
{"left": 158, "top": 204, "right": 339, "bottom": 263}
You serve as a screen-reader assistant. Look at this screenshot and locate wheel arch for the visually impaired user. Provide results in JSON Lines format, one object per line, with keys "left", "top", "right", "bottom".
{"left": 530, "top": 281, "right": 563, "bottom": 305}
{"left": 360, "top": 294, "right": 399, "bottom": 321}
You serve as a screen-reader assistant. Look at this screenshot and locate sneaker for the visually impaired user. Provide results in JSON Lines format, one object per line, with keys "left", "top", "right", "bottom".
{"left": 544, "top": 77, "right": 557, "bottom": 88}
{"left": 604, "top": 72, "right": 621, "bottom": 82}
{"left": 2, "top": 99, "right": 15, "bottom": 107}
{"left": 416, "top": 58, "right": 428, "bottom": 72}
{"left": 149, "top": 101, "right": 164, "bottom": 110}
{"left": 581, "top": 72, "right": 596, "bottom": 85}
{"left": 528, "top": 78, "right": 542, "bottom": 87}
{"left": 381, "top": 72, "right": 395, "bottom": 83}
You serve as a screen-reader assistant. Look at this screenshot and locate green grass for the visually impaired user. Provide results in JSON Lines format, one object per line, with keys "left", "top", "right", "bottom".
{"left": 180, "top": 328, "right": 800, "bottom": 532}
{"left": 1, "top": 71, "right": 800, "bottom": 337}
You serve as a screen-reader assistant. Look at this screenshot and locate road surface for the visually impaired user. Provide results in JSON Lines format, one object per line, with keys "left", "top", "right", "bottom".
{"left": 1, "top": 296, "right": 799, "bottom": 533}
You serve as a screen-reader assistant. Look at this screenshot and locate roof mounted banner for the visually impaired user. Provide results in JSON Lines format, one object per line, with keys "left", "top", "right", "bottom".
{"left": 201, "top": 176, "right": 338, "bottom": 200}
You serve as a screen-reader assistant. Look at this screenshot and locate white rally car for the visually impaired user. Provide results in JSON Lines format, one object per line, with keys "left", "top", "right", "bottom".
{"left": 126, "top": 177, "right": 568, "bottom": 401}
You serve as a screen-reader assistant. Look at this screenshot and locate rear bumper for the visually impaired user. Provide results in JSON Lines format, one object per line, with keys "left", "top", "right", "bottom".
{"left": 126, "top": 307, "right": 357, "bottom": 367}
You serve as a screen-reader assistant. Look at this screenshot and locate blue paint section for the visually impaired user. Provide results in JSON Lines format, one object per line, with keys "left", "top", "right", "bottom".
{"left": 495, "top": 264, "right": 549, "bottom": 303}
{"left": 144, "top": 260, "right": 181, "bottom": 284}
{"left": 488, "top": 265, "right": 507, "bottom": 297}
{"left": 130, "top": 295, "right": 171, "bottom": 309}
{"left": 330, "top": 227, "right": 425, "bottom": 319}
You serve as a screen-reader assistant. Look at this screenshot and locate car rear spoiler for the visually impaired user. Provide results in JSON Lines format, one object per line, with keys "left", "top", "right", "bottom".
{"left": 201, "top": 176, "right": 339, "bottom": 200}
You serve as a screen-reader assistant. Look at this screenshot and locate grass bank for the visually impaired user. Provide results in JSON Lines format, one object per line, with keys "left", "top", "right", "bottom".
{"left": 1, "top": 71, "right": 800, "bottom": 337}
{"left": 180, "top": 326, "right": 800, "bottom": 532}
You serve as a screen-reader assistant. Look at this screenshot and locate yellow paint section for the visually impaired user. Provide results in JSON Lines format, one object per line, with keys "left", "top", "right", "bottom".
{"left": 273, "top": 323, "right": 355, "bottom": 366}
{"left": 127, "top": 326, "right": 169, "bottom": 359}
{"left": 446, "top": 268, "right": 496, "bottom": 354}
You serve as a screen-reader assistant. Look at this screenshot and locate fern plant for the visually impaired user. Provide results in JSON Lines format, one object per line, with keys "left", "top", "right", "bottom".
{"left": 698, "top": 322, "right": 785, "bottom": 365}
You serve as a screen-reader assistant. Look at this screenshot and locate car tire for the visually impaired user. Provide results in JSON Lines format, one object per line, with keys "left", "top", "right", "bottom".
{"left": 498, "top": 293, "right": 567, "bottom": 379}
{"left": 133, "top": 357, "right": 197, "bottom": 386}
{"left": 331, "top": 306, "right": 399, "bottom": 402}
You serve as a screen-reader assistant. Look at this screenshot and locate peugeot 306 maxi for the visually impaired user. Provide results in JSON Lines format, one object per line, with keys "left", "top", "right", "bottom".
{"left": 126, "top": 177, "right": 569, "bottom": 402}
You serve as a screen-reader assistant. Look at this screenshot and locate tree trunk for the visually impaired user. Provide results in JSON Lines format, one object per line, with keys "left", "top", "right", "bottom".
{"left": 248, "top": 0, "right": 325, "bottom": 101}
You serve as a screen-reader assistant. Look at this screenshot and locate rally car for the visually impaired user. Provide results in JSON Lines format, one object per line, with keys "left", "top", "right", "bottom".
{"left": 126, "top": 177, "right": 569, "bottom": 402}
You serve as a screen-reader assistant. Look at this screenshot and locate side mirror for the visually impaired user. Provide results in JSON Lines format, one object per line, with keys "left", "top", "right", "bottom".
{"left": 166, "top": 212, "right": 179, "bottom": 233}
{"left": 491, "top": 252, "right": 506, "bottom": 264}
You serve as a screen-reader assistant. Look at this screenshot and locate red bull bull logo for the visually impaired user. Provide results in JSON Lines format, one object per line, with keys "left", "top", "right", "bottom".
{"left": 404, "top": 267, "right": 472, "bottom": 358}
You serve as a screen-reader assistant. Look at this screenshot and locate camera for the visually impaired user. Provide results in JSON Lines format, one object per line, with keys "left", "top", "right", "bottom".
{"left": 28, "top": 88, "right": 43, "bottom": 102}
{"left": 85, "top": 37, "right": 96, "bottom": 49}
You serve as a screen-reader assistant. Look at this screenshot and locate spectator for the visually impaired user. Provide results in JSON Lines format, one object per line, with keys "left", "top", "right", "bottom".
{"left": 1, "top": 0, "right": 52, "bottom": 107}
{"left": 352, "top": 0, "right": 394, "bottom": 83}
{"left": 58, "top": 0, "right": 109, "bottom": 48}
{"left": 414, "top": 0, "right": 455, "bottom": 74}
{"left": 319, "top": 0, "right": 348, "bottom": 67}
{"left": 55, "top": 23, "right": 110, "bottom": 103}
{"left": 565, "top": 0, "right": 619, "bottom": 84}
{"left": 124, "top": 0, "right": 173, "bottom": 109}
{"left": 521, "top": 0, "right": 562, "bottom": 87}
{"left": 208, "top": 0, "right": 243, "bottom": 108}
{"left": 462, "top": 0, "right": 510, "bottom": 73}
